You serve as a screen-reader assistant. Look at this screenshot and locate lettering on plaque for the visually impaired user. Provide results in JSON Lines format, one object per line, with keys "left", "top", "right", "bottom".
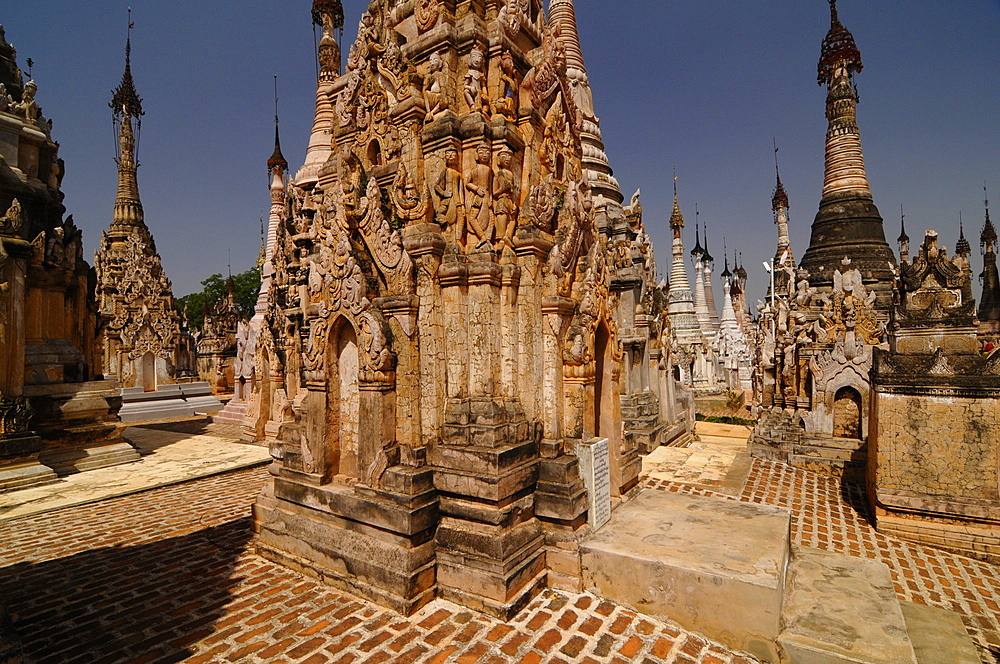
{"left": 575, "top": 437, "right": 612, "bottom": 531}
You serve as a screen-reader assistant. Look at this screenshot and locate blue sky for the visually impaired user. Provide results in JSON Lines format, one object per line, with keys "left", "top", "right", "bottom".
{"left": 3, "top": 1, "right": 998, "bottom": 305}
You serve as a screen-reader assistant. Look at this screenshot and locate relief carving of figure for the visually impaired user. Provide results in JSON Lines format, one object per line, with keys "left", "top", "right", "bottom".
{"left": 465, "top": 144, "right": 494, "bottom": 247}
{"left": 415, "top": 0, "right": 440, "bottom": 32}
{"left": 493, "top": 50, "right": 520, "bottom": 121}
{"left": 492, "top": 148, "right": 518, "bottom": 249}
{"left": 390, "top": 163, "right": 428, "bottom": 223}
{"left": 430, "top": 148, "right": 465, "bottom": 243}
{"left": 793, "top": 268, "right": 817, "bottom": 308}
{"left": 422, "top": 50, "right": 449, "bottom": 122}
{"left": 359, "top": 312, "right": 394, "bottom": 373}
{"left": 463, "top": 45, "right": 486, "bottom": 114}
{"left": 17, "top": 80, "right": 40, "bottom": 124}
{"left": 0, "top": 83, "right": 10, "bottom": 113}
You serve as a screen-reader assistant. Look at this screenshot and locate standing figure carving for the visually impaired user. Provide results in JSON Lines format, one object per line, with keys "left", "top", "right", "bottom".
{"left": 465, "top": 144, "right": 494, "bottom": 247}
{"left": 492, "top": 148, "right": 518, "bottom": 249}
{"left": 430, "top": 148, "right": 465, "bottom": 243}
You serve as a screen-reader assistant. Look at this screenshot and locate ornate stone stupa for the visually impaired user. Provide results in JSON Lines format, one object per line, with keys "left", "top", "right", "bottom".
{"left": 94, "top": 23, "right": 187, "bottom": 391}
{"left": 250, "top": 0, "right": 685, "bottom": 619}
{"left": 797, "top": 0, "right": 896, "bottom": 306}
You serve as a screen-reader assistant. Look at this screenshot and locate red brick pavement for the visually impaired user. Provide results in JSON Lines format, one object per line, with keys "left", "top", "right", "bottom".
{"left": 646, "top": 460, "right": 1000, "bottom": 664}
{"left": 0, "top": 467, "right": 761, "bottom": 664}
{"left": 4, "top": 456, "right": 997, "bottom": 663}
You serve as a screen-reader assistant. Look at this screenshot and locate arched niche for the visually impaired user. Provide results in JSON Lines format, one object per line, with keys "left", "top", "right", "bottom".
{"left": 326, "top": 317, "right": 361, "bottom": 480}
{"left": 141, "top": 351, "right": 156, "bottom": 392}
{"left": 833, "top": 386, "right": 863, "bottom": 439}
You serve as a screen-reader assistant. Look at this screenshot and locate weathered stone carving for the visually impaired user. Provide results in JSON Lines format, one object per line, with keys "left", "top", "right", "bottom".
{"left": 250, "top": 0, "right": 678, "bottom": 623}
{"left": 0, "top": 199, "right": 23, "bottom": 234}
{"left": 463, "top": 44, "right": 486, "bottom": 114}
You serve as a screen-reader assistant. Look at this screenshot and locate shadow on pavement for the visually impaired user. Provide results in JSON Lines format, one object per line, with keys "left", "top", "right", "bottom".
{"left": 0, "top": 517, "right": 254, "bottom": 663}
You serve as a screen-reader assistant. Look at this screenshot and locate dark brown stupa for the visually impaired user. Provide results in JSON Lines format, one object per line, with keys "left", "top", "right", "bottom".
{"left": 798, "top": 0, "right": 896, "bottom": 308}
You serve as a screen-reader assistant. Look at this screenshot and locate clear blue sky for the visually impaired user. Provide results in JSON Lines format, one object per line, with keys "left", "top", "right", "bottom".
{"left": 3, "top": 1, "right": 998, "bottom": 305}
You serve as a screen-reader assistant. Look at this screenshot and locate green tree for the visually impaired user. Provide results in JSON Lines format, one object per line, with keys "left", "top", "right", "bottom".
{"left": 176, "top": 268, "right": 260, "bottom": 331}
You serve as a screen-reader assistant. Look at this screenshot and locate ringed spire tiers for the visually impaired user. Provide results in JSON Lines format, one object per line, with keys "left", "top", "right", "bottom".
{"left": 549, "top": 0, "right": 622, "bottom": 203}
{"left": 296, "top": 0, "right": 343, "bottom": 186}
{"left": 666, "top": 175, "right": 703, "bottom": 347}
{"left": 798, "top": 0, "right": 895, "bottom": 307}
{"left": 110, "top": 14, "right": 145, "bottom": 229}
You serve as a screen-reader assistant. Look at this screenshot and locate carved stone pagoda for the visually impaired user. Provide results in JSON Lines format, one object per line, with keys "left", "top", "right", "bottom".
{"left": 0, "top": 23, "right": 134, "bottom": 492}
{"left": 251, "top": 0, "right": 682, "bottom": 618}
{"left": 750, "top": 1, "right": 896, "bottom": 479}
{"left": 94, "top": 29, "right": 188, "bottom": 392}
{"left": 665, "top": 180, "right": 721, "bottom": 393}
{"left": 195, "top": 280, "right": 242, "bottom": 394}
{"left": 797, "top": 0, "right": 896, "bottom": 306}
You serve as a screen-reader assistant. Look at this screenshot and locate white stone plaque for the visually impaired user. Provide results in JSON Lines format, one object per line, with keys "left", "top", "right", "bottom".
{"left": 575, "top": 437, "right": 612, "bottom": 531}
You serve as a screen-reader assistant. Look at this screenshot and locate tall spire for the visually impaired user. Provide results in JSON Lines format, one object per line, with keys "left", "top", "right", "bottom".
{"left": 669, "top": 169, "right": 684, "bottom": 234}
{"left": 111, "top": 9, "right": 145, "bottom": 228}
{"left": 548, "top": 0, "right": 622, "bottom": 203}
{"left": 297, "top": 1, "right": 343, "bottom": 186}
{"left": 268, "top": 75, "right": 288, "bottom": 174}
{"left": 691, "top": 221, "right": 704, "bottom": 259}
{"left": 666, "top": 172, "right": 703, "bottom": 347}
{"left": 798, "top": 0, "right": 895, "bottom": 303}
{"left": 956, "top": 214, "right": 970, "bottom": 258}
{"left": 983, "top": 184, "right": 997, "bottom": 256}
{"left": 772, "top": 140, "right": 789, "bottom": 212}
{"left": 897, "top": 204, "right": 910, "bottom": 263}
{"left": 818, "top": 0, "right": 869, "bottom": 199}
{"left": 979, "top": 184, "right": 1000, "bottom": 326}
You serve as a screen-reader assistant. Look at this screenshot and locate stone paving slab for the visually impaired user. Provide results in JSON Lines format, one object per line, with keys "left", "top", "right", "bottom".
{"left": 0, "top": 467, "right": 764, "bottom": 664}
{"left": 779, "top": 545, "right": 916, "bottom": 664}
{"left": 642, "top": 422, "right": 751, "bottom": 496}
{"left": 645, "top": 462, "right": 1000, "bottom": 664}
{"left": 0, "top": 418, "right": 270, "bottom": 521}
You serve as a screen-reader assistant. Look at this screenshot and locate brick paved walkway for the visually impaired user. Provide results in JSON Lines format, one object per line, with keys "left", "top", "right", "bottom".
{"left": 646, "top": 461, "right": 1000, "bottom": 664}
{"left": 2, "top": 456, "right": 997, "bottom": 663}
{"left": 0, "top": 467, "right": 760, "bottom": 664}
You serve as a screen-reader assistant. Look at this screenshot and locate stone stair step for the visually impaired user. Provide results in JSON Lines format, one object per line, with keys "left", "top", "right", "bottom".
{"left": 791, "top": 446, "right": 858, "bottom": 461}
{"left": 779, "top": 545, "right": 917, "bottom": 664}
{"left": 899, "top": 601, "right": 980, "bottom": 664}
{"left": 801, "top": 436, "right": 866, "bottom": 452}
{"left": 580, "top": 490, "right": 790, "bottom": 663}
{"left": 39, "top": 443, "right": 140, "bottom": 476}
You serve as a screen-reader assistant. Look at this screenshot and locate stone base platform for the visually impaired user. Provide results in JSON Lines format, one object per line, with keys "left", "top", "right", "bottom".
{"left": 0, "top": 458, "right": 57, "bottom": 494}
{"left": 750, "top": 408, "right": 866, "bottom": 481}
{"left": 254, "top": 475, "right": 438, "bottom": 617}
{"left": 580, "top": 490, "right": 790, "bottom": 663}
{"left": 875, "top": 511, "right": 1000, "bottom": 566}
{"left": 578, "top": 490, "right": 979, "bottom": 663}
{"left": 38, "top": 441, "right": 139, "bottom": 476}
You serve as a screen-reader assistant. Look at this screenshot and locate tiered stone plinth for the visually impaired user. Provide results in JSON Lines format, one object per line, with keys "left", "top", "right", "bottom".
{"left": 620, "top": 391, "right": 666, "bottom": 454}
{"left": 432, "top": 397, "right": 546, "bottom": 620}
{"left": 26, "top": 380, "right": 137, "bottom": 477}
{"left": 255, "top": 465, "right": 439, "bottom": 615}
